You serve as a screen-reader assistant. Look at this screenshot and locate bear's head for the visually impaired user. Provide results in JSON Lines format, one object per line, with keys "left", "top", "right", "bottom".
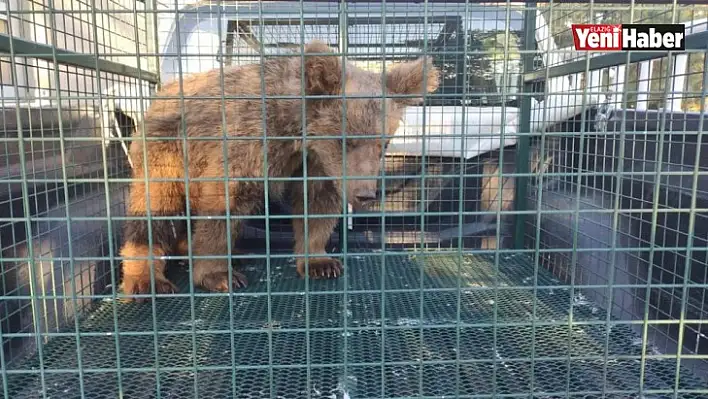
{"left": 302, "top": 40, "right": 440, "bottom": 210}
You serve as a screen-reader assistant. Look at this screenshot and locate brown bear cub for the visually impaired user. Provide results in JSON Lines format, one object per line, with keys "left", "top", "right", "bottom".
{"left": 119, "top": 40, "right": 439, "bottom": 300}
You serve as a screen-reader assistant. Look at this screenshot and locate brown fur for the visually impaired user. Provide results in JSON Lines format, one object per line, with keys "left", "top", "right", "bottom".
{"left": 119, "top": 40, "right": 439, "bottom": 300}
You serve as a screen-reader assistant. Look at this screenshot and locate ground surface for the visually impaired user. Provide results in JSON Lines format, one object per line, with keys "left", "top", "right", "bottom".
{"left": 4, "top": 253, "right": 706, "bottom": 398}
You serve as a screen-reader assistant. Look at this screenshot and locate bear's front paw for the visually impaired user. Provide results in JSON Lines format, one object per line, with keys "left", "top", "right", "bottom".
{"left": 297, "top": 257, "right": 343, "bottom": 279}
{"left": 121, "top": 274, "right": 177, "bottom": 303}
{"left": 197, "top": 271, "right": 248, "bottom": 292}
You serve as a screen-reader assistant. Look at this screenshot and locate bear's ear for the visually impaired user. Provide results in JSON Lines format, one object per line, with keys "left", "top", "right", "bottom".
{"left": 303, "top": 40, "right": 342, "bottom": 96}
{"left": 386, "top": 56, "right": 440, "bottom": 106}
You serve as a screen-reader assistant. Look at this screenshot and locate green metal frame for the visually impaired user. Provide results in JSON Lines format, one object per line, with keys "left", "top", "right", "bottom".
{"left": 0, "top": 33, "right": 159, "bottom": 84}
{"left": 513, "top": 1, "right": 538, "bottom": 249}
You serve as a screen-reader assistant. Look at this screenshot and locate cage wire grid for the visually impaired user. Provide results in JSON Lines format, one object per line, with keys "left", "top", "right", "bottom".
{"left": 0, "top": 0, "right": 706, "bottom": 398}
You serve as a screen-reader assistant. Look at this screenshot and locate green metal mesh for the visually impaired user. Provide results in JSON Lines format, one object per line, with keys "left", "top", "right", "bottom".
{"left": 5, "top": 254, "right": 706, "bottom": 398}
{"left": 0, "top": 1, "right": 707, "bottom": 398}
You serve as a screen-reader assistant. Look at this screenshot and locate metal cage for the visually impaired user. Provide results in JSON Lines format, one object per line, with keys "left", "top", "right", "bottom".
{"left": 0, "top": 1, "right": 706, "bottom": 398}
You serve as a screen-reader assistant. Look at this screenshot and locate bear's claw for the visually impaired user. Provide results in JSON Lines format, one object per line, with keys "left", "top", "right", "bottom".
{"left": 121, "top": 274, "right": 177, "bottom": 303}
{"left": 199, "top": 271, "right": 248, "bottom": 292}
{"left": 297, "top": 257, "right": 343, "bottom": 279}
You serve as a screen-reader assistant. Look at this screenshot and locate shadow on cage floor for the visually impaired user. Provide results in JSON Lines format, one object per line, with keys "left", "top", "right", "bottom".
{"left": 4, "top": 254, "right": 706, "bottom": 399}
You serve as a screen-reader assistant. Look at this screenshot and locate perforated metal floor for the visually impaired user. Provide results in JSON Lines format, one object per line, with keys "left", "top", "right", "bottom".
{"left": 4, "top": 254, "right": 706, "bottom": 398}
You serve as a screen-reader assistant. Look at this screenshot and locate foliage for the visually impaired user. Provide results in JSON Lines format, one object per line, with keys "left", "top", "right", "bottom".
{"left": 428, "top": 23, "right": 523, "bottom": 106}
